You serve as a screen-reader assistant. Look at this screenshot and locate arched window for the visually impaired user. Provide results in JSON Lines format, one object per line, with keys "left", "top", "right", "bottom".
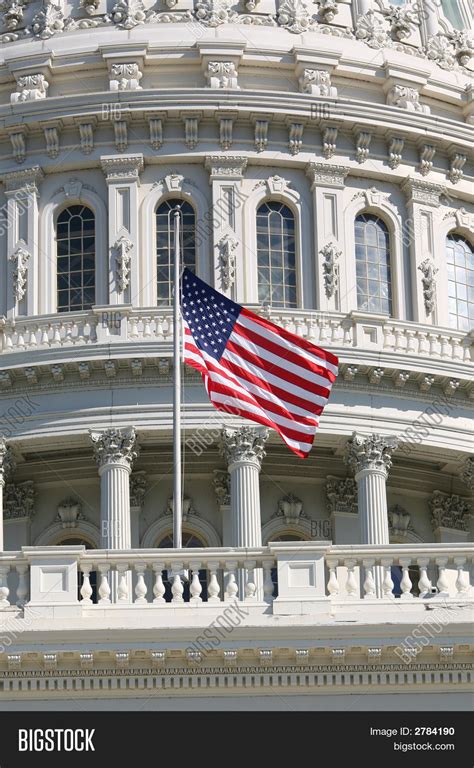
{"left": 156, "top": 199, "right": 196, "bottom": 306}
{"left": 156, "top": 530, "right": 208, "bottom": 602}
{"left": 257, "top": 201, "right": 297, "bottom": 308}
{"left": 56, "top": 205, "right": 96, "bottom": 312}
{"left": 447, "top": 234, "right": 474, "bottom": 332}
{"left": 354, "top": 214, "right": 392, "bottom": 315}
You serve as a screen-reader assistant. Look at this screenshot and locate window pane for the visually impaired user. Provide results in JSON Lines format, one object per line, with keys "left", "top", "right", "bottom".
{"left": 56, "top": 206, "right": 95, "bottom": 312}
{"left": 354, "top": 214, "right": 392, "bottom": 316}
{"left": 156, "top": 199, "right": 196, "bottom": 306}
{"left": 447, "top": 234, "right": 474, "bottom": 331}
{"left": 256, "top": 201, "right": 297, "bottom": 308}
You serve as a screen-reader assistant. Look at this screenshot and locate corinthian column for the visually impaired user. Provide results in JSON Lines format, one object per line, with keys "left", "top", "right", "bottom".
{"left": 90, "top": 427, "right": 139, "bottom": 550}
{"left": 0, "top": 439, "right": 16, "bottom": 552}
{"left": 345, "top": 433, "right": 398, "bottom": 596}
{"left": 220, "top": 426, "right": 268, "bottom": 600}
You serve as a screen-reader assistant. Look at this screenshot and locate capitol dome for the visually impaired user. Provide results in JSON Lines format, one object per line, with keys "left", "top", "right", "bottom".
{"left": 0, "top": 0, "right": 472, "bottom": 710}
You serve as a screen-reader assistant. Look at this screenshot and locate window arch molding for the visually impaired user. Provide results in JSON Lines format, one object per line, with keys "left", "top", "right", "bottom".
{"left": 41, "top": 187, "right": 107, "bottom": 315}
{"left": 34, "top": 519, "right": 100, "bottom": 547}
{"left": 141, "top": 515, "right": 221, "bottom": 548}
{"left": 242, "top": 181, "right": 312, "bottom": 308}
{"left": 342, "top": 194, "right": 405, "bottom": 319}
{"left": 436, "top": 214, "right": 474, "bottom": 329}
{"left": 261, "top": 517, "right": 321, "bottom": 544}
{"left": 141, "top": 178, "right": 210, "bottom": 306}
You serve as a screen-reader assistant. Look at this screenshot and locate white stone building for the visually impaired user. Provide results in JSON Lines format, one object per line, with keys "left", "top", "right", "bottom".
{"left": 0, "top": 0, "right": 472, "bottom": 710}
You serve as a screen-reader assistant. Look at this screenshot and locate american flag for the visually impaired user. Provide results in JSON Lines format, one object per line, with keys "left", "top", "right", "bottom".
{"left": 181, "top": 269, "right": 338, "bottom": 458}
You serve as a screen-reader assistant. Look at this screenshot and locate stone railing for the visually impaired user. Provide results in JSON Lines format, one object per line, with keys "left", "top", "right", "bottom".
{"left": 0, "top": 543, "right": 472, "bottom": 616}
{"left": 0, "top": 309, "right": 471, "bottom": 365}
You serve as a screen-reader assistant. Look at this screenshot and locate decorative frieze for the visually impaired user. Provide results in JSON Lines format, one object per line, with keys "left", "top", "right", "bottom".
{"left": 345, "top": 433, "right": 398, "bottom": 478}
{"left": 4, "top": 480, "right": 35, "bottom": 519}
{"left": 0, "top": 0, "right": 28, "bottom": 31}
{"left": 320, "top": 242, "right": 340, "bottom": 298}
{"left": 107, "top": 0, "right": 147, "bottom": 29}
{"left": 355, "top": 10, "right": 389, "bottom": 50}
{"left": 90, "top": 427, "right": 139, "bottom": 469}
{"left": 101, "top": 154, "right": 144, "bottom": 182}
{"left": 109, "top": 63, "right": 142, "bottom": 91}
{"left": 429, "top": 491, "right": 471, "bottom": 532}
{"left": 326, "top": 476, "right": 357, "bottom": 515}
{"left": 11, "top": 73, "right": 49, "bottom": 103}
{"left": 217, "top": 233, "right": 238, "bottom": 291}
{"left": 205, "top": 61, "right": 239, "bottom": 89}
{"left": 418, "top": 258, "right": 438, "bottom": 315}
{"left": 277, "top": 0, "right": 313, "bottom": 34}
{"left": 165, "top": 494, "right": 197, "bottom": 520}
{"left": 9, "top": 240, "right": 30, "bottom": 301}
{"left": 298, "top": 69, "right": 337, "bottom": 97}
{"left": 195, "top": 0, "right": 236, "bottom": 26}
{"left": 401, "top": 178, "right": 444, "bottom": 206}
{"left": 386, "top": 85, "right": 430, "bottom": 114}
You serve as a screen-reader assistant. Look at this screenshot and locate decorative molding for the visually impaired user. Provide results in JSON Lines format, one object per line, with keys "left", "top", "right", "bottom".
{"left": 220, "top": 426, "right": 268, "bottom": 468}
{"left": 355, "top": 10, "right": 389, "bottom": 50}
{"left": 149, "top": 117, "right": 163, "bottom": 151}
{"left": 9, "top": 129, "right": 27, "bottom": 164}
{"left": 195, "top": 0, "right": 237, "bottom": 26}
{"left": 78, "top": 122, "right": 95, "bottom": 155}
{"left": 11, "top": 73, "right": 49, "bottom": 103}
{"left": 100, "top": 154, "right": 144, "bottom": 182}
{"left": 4, "top": 480, "right": 35, "bottom": 519}
{"left": 113, "top": 235, "right": 133, "bottom": 293}
{"left": 387, "top": 136, "right": 404, "bottom": 170}
{"left": 205, "top": 61, "right": 239, "bottom": 89}
{"left": 306, "top": 162, "right": 348, "bottom": 189}
{"left": 288, "top": 122, "right": 304, "bottom": 155}
{"left": 205, "top": 156, "right": 247, "bottom": 179}
{"left": 298, "top": 69, "right": 337, "bottom": 98}
{"left": 320, "top": 242, "right": 340, "bottom": 298}
{"left": 345, "top": 433, "right": 398, "bottom": 477}
{"left": 113, "top": 119, "right": 128, "bottom": 153}
{"left": 165, "top": 494, "right": 197, "bottom": 521}
{"left": 90, "top": 427, "right": 139, "bottom": 470}
{"left": 388, "top": 504, "right": 413, "bottom": 537}
{"left": 448, "top": 153, "right": 466, "bottom": 185}
{"left": 109, "top": 62, "right": 142, "bottom": 91}
{"left": 217, "top": 233, "right": 238, "bottom": 291}
{"left": 326, "top": 476, "right": 357, "bottom": 515}
{"left": 322, "top": 126, "right": 338, "bottom": 159}
{"left": 459, "top": 457, "right": 474, "bottom": 491}
{"left": 56, "top": 498, "right": 83, "bottom": 528}
{"left": 355, "top": 131, "right": 371, "bottom": 164}
{"left": 277, "top": 0, "right": 314, "bottom": 34}
{"left": 418, "top": 258, "right": 438, "bottom": 315}
{"left": 418, "top": 144, "right": 436, "bottom": 177}
{"left": 401, "top": 178, "right": 444, "bottom": 206}
{"left": 32, "top": 0, "right": 64, "bottom": 39}
{"left": 0, "top": 439, "right": 16, "bottom": 484}
{"left": 429, "top": 490, "right": 472, "bottom": 532}
{"left": 8, "top": 240, "right": 30, "bottom": 301}
{"left": 0, "top": 0, "right": 28, "bottom": 31}
{"left": 107, "top": 0, "right": 147, "bottom": 29}
{"left": 213, "top": 469, "right": 230, "bottom": 507}
{"left": 266, "top": 175, "right": 290, "bottom": 196}
{"left": 253, "top": 119, "right": 268, "bottom": 153}
{"left": 219, "top": 116, "right": 234, "bottom": 150}
{"left": 44, "top": 125, "right": 59, "bottom": 159}
{"left": 183, "top": 115, "right": 199, "bottom": 149}
{"left": 386, "top": 85, "right": 430, "bottom": 114}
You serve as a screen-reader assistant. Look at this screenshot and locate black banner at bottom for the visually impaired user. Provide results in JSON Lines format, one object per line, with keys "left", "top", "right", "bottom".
{"left": 0, "top": 711, "right": 471, "bottom": 767}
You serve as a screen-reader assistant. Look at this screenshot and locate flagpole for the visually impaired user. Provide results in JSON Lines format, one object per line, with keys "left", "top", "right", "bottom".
{"left": 173, "top": 207, "right": 182, "bottom": 549}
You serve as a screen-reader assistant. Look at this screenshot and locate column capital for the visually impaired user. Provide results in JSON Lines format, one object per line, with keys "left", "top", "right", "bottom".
{"left": 219, "top": 426, "right": 268, "bottom": 470}
{"left": 0, "top": 438, "right": 16, "bottom": 485}
{"left": 429, "top": 490, "right": 472, "bottom": 533}
{"left": 459, "top": 456, "right": 474, "bottom": 491}
{"left": 345, "top": 432, "right": 398, "bottom": 478}
{"left": 100, "top": 153, "right": 144, "bottom": 184}
{"left": 90, "top": 427, "right": 139, "bottom": 471}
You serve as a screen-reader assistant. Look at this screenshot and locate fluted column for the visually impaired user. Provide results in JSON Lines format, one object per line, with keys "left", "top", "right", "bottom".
{"left": 345, "top": 433, "right": 398, "bottom": 596}
{"left": 0, "top": 439, "right": 16, "bottom": 552}
{"left": 90, "top": 427, "right": 139, "bottom": 601}
{"left": 220, "top": 426, "right": 268, "bottom": 600}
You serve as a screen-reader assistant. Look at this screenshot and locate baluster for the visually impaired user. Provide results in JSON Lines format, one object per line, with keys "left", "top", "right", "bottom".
{"left": 40, "top": 324, "right": 50, "bottom": 345}
{"left": 330, "top": 320, "right": 340, "bottom": 343}
{"left": 382, "top": 325, "right": 395, "bottom": 350}
{"left": 399, "top": 558, "right": 413, "bottom": 599}
{"left": 128, "top": 316, "right": 139, "bottom": 338}
{"left": 52, "top": 323, "right": 61, "bottom": 345}
{"left": 189, "top": 564, "right": 203, "bottom": 604}
{"left": 451, "top": 336, "right": 463, "bottom": 360}
{"left": 225, "top": 562, "right": 239, "bottom": 601}
{"left": 15, "top": 565, "right": 28, "bottom": 606}
{"left": 4, "top": 325, "right": 13, "bottom": 350}
{"left": 0, "top": 565, "right": 10, "bottom": 608}
{"left": 263, "top": 564, "right": 275, "bottom": 603}
{"left": 381, "top": 559, "right": 394, "bottom": 598}
{"left": 436, "top": 557, "right": 450, "bottom": 596}
{"left": 417, "top": 559, "right": 432, "bottom": 597}
{"left": 98, "top": 567, "right": 111, "bottom": 604}
{"left": 79, "top": 565, "right": 93, "bottom": 604}
{"left": 439, "top": 334, "right": 451, "bottom": 358}
{"left": 117, "top": 564, "right": 129, "bottom": 601}
{"left": 244, "top": 564, "right": 257, "bottom": 601}
{"left": 417, "top": 331, "right": 429, "bottom": 355}
{"left": 454, "top": 557, "right": 469, "bottom": 595}
{"left": 345, "top": 559, "right": 359, "bottom": 597}
{"left": 143, "top": 317, "right": 152, "bottom": 338}
{"left": 171, "top": 572, "right": 184, "bottom": 603}
{"left": 152, "top": 564, "right": 166, "bottom": 603}
{"left": 428, "top": 332, "right": 440, "bottom": 357}
{"left": 319, "top": 319, "right": 329, "bottom": 343}
{"left": 394, "top": 328, "right": 405, "bottom": 352}
{"left": 326, "top": 560, "right": 340, "bottom": 597}
{"left": 27, "top": 326, "right": 38, "bottom": 348}
{"left": 17, "top": 326, "right": 25, "bottom": 348}
{"left": 155, "top": 314, "right": 164, "bottom": 340}
{"left": 406, "top": 330, "right": 417, "bottom": 354}
{"left": 134, "top": 564, "right": 148, "bottom": 604}
{"left": 363, "top": 560, "right": 376, "bottom": 598}
{"left": 89, "top": 319, "right": 98, "bottom": 343}
{"left": 207, "top": 568, "right": 220, "bottom": 603}
{"left": 342, "top": 319, "right": 352, "bottom": 346}
{"left": 307, "top": 317, "right": 317, "bottom": 341}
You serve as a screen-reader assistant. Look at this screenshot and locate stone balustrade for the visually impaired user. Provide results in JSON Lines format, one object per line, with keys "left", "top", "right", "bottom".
{"left": 0, "top": 543, "right": 471, "bottom": 615}
{"left": 0, "top": 309, "right": 471, "bottom": 365}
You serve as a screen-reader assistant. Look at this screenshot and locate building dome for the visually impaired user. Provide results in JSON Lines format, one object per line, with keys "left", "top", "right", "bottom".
{"left": 0, "top": 0, "right": 472, "bottom": 710}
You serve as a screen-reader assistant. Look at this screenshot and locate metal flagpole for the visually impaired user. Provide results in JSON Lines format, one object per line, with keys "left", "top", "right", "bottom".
{"left": 172, "top": 207, "right": 182, "bottom": 549}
